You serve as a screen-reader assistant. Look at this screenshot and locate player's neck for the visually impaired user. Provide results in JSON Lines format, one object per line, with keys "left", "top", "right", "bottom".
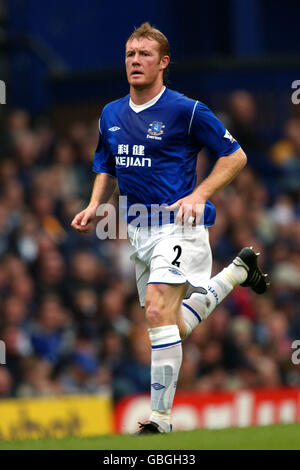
{"left": 130, "top": 82, "right": 165, "bottom": 106}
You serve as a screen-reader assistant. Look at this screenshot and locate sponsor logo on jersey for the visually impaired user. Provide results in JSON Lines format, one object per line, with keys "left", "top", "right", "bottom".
{"left": 147, "top": 121, "right": 165, "bottom": 140}
{"left": 115, "top": 156, "right": 151, "bottom": 168}
{"left": 109, "top": 126, "right": 120, "bottom": 131}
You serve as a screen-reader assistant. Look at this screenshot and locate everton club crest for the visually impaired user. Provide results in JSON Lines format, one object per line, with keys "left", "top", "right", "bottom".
{"left": 148, "top": 121, "right": 165, "bottom": 136}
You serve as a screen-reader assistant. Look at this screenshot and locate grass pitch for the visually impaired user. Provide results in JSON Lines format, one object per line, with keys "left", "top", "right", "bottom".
{"left": 0, "top": 423, "right": 299, "bottom": 450}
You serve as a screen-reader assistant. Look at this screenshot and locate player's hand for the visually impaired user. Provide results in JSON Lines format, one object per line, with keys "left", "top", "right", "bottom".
{"left": 71, "top": 204, "right": 97, "bottom": 233}
{"left": 166, "top": 192, "right": 206, "bottom": 226}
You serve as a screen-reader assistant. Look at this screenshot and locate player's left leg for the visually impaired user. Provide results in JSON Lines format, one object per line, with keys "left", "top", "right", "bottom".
{"left": 180, "top": 246, "right": 270, "bottom": 339}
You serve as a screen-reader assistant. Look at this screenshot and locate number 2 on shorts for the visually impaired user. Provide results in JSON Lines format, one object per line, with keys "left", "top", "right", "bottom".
{"left": 172, "top": 245, "right": 182, "bottom": 267}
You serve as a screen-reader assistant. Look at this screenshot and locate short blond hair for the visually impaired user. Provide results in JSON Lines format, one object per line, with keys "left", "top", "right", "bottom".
{"left": 126, "top": 22, "right": 170, "bottom": 82}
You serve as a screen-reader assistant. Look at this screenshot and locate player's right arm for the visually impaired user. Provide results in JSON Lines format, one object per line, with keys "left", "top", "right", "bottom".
{"left": 71, "top": 173, "right": 117, "bottom": 233}
{"left": 71, "top": 112, "right": 117, "bottom": 233}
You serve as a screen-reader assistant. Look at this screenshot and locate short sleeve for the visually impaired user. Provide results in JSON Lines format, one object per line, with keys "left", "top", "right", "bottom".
{"left": 190, "top": 102, "right": 240, "bottom": 158}
{"left": 92, "top": 118, "right": 116, "bottom": 177}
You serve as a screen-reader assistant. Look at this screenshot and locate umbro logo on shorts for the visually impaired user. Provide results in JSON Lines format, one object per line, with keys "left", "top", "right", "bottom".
{"left": 168, "top": 268, "right": 183, "bottom": 276}
{"left": 109, "top": 126, "right": 120, "bottom": 131}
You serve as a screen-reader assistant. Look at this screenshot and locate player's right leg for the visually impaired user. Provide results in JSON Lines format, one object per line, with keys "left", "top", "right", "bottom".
{"left": 181, "top": 246, "right": 270, "bottom": 338}
{"left": 136, "top": 282, "right": 186, "bottom": 435}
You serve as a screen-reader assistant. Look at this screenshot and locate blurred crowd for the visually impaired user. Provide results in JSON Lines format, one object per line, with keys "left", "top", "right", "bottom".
{"left": 0, "top": 89, "right": 300, "bottom": 402}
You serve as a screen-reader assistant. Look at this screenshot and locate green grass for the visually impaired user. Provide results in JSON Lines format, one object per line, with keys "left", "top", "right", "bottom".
{"left": 0, "top": 423, "right": 299, "bottom": 450}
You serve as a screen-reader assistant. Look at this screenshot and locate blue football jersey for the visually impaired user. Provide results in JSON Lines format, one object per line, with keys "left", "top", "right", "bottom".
{"left": 93, "top": 88, "right": 240, "bottom": 226}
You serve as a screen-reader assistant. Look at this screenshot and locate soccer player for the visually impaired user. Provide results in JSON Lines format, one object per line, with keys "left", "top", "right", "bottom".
{"left": 71, "top": 23, "right": 269, "bottom": 434}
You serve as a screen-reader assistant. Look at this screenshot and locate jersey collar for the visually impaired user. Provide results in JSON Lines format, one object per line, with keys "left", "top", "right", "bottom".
{"left": 129, "top": 87, "right": 166, "bottom": 113}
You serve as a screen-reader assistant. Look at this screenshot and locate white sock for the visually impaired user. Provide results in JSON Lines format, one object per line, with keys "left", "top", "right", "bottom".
{"left": 148, "top": 324, "right": 182, "bottom": 431}
{"left": 149, "top": 410, "right": 171, "bottom": 431}
{"left": 182, "top": 263, "right": 248, "bottom": 337}
{"left": 222, "top": 261, "right": 248, "bottom": 286}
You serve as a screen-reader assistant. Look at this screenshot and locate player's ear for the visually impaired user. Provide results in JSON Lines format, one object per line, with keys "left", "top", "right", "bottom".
{"left": 160, "top": 55, "right": 170, "bottom": 71}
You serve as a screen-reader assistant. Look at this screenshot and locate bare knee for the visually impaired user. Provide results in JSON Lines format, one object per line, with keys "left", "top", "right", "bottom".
{"left": 145, "top": 283, "right": 184, "bottom": 328}
{"left": 145, "top": 287, "right": 167, "bottom": 327}
{"left": 145, "top": 303, "right": 165, "bottom": 328}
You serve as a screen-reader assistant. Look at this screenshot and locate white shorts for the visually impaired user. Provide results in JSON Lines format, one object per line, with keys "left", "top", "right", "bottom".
{"left": 127, "top": 223, "right": 212, "bottom": 307}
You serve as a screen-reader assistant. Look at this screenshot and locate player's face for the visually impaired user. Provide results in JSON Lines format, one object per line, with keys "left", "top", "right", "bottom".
{"left": 125, "top": 37, "right": 168, "bottom": 89}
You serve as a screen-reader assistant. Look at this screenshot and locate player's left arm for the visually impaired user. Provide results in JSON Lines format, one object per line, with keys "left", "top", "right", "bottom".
{"left": 169, "top": 148, "right": 247, "bottom": 224}
{"left": 168, "top": 101, "right": 247, "bottom": 224}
